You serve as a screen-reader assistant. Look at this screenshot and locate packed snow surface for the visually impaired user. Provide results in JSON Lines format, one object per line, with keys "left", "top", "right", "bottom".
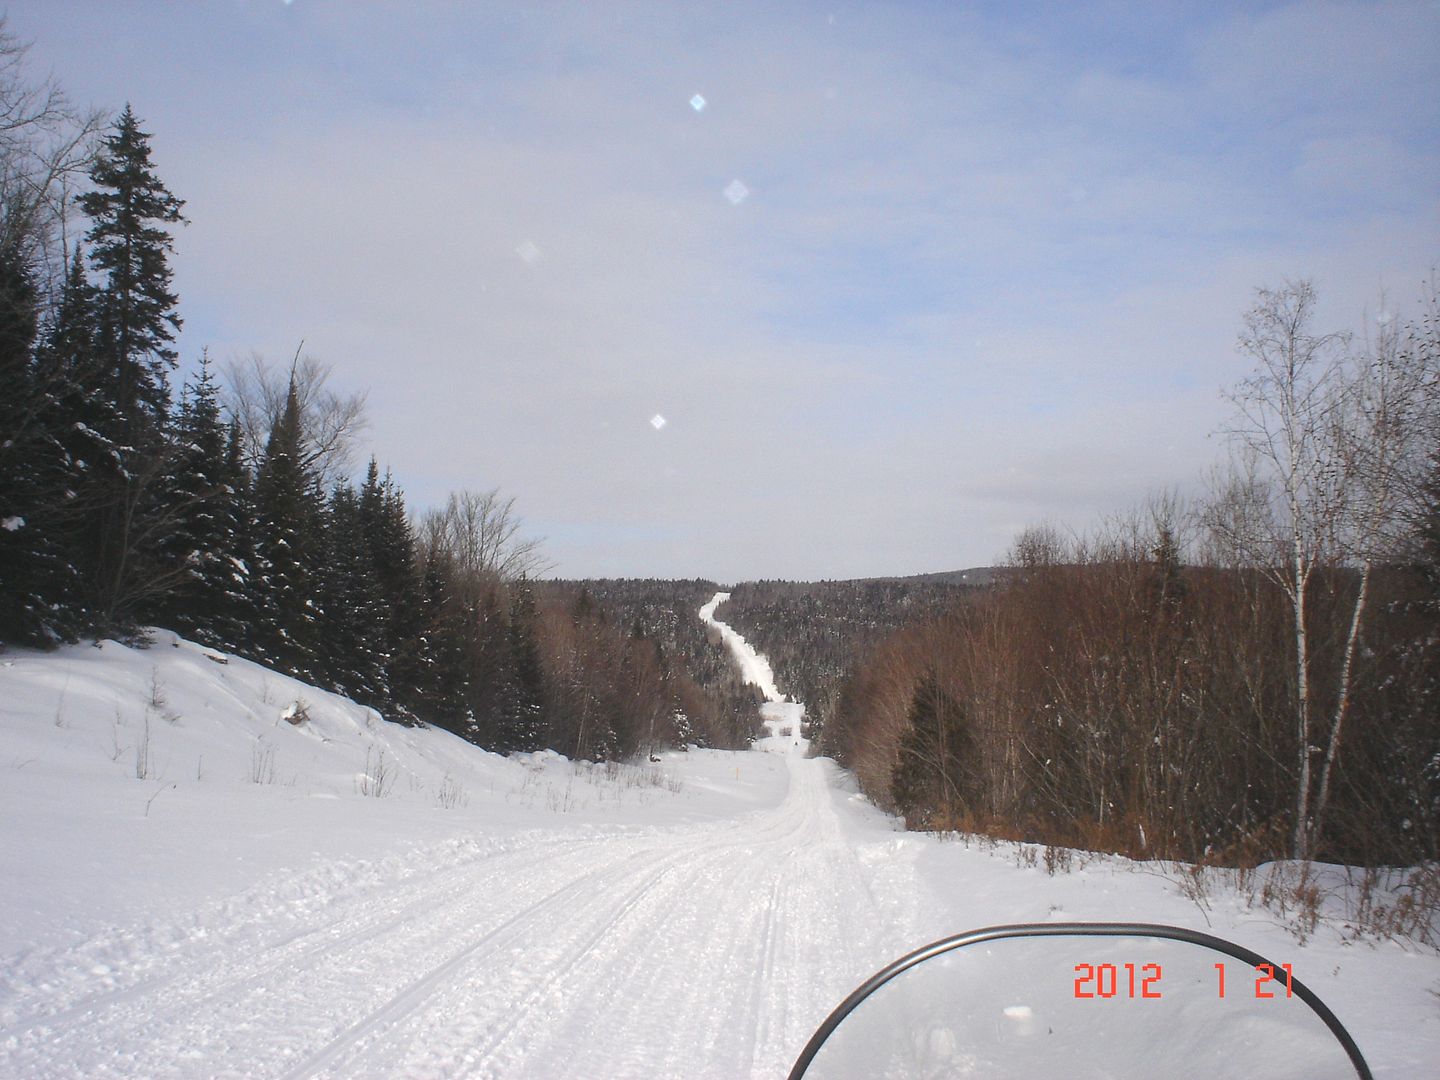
{"left": 0, "top": 606, "right": 1436, "bottom": 1077}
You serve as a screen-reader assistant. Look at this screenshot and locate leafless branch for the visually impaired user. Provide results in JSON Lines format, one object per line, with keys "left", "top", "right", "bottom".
{"left": 221, "top": 350, "right": 369, "bottom": 487}
{"left": 420, "top": 488, "right": 553, "bottom": 591}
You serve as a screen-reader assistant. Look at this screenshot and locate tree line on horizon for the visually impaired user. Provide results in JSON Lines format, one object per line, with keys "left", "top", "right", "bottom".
{"left": 0, "top": 26, "right": 752, "bottom": 759}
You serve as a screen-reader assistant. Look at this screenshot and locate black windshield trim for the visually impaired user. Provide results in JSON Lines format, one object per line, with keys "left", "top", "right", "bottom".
{"left": 787, "top": 921, "right": 1372, "bottom": 1079}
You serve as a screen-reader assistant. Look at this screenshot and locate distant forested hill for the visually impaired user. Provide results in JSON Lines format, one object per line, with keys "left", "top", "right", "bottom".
{"left": 711, "top": 573, "right": 995, "bottom": 744}
{"left": 539, "top": 578, "right": 762, "bottom": 748}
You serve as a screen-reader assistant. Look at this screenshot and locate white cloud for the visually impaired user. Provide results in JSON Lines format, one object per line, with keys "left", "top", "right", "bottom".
{"left": 12, "top": 1, "right": 1435, "bottom": 579}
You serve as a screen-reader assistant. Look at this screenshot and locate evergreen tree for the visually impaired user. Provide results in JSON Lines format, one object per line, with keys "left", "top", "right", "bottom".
{"left": 357, "top": 459, "right": 422, "bottom": 710}
{"left": 0, "top": 240, "right": 40, "bottom": 427}
{"left": 76, "top": 105, "right": 185, "bottom": 430}
{"left": 145, "top": 352, "right": 250, "bottom": 650}
{"left": 409, "top": 557, "right": 475, "bottom": 737}
{"left": 252, "top": 377, "right": 323, "bottom": 680}
{"left": 460, "top": 583, "right": 510, "bottom": 747}
{"left": 71, "top": 107, "right": 186, "bottom": 628}
{"left": 1149, "top": 524, "right": 1187, "bottom": 614}
{"left": 1416, "top": 442, "right": 1440, "bottom": 606}
{"left": 208, "top": 420, "right": 260, "bottom": 652}
{"left": 0, "top": 239, "right": 73, "bottom": 644}
{"left": 500, "top": 577, "right": 546, "bottom": 752}
{"left": 1, "top": 245, "right": 113, "bottom": 643}
{"left": 218, "top": 420, "right": 261, "bottom": 652}
{"left": 891, "top": 672, "right": 973, "bottom": 830}
{"left": 317, "top": 480, "right": 388, "bottom": 704}
{"left": 358, "top": 459, "right": 386, "bottom": 564}
{"left": 571, "top": 586, "right": 597, "bottom": 623}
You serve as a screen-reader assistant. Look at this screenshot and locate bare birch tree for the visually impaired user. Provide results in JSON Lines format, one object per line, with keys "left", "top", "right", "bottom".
{"left": 1309, "top": 302, "right": 1432, "bottom": 841}
{"left": 1208, "top": 279, "right": 1435, "bottom": 858}
{"left": 1206, "top": 281, "right": 1350, "bottom": 859}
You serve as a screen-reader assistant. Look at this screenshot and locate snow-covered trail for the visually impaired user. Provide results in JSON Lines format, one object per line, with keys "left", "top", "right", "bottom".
{"left": 2, "top": 763, "right": 897, "bottom": 1080}
{"left": 699, "top": 590, "right": 807, "bottom": 752}
{"left": 8, "top": 601, "right": 1433, "bottom": 1076}
{"left": 0, "top": 601, "right": 914, "bottom": 1079}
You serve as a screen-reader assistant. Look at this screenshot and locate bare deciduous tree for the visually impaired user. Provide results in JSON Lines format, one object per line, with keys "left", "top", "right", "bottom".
{"left": 420, "top": 488, "right": 552, "bottom": 592}
{"left": 0, "top": 17, "right": 106, "bottom": 482}
{"left": 0, "top": 18, "right": 105, "bottom": 285}
{"left": 1310, "top": 291, "right": 1440, "bottom": 847}
{"left": 221, "top": 349, "right": 368, "bottom": 487}
{"left": 1208, "top": 279, "right": 1434, "bottom": 858}
{"left": 1384, "top": 279, "right": 1440, "bottom": 554}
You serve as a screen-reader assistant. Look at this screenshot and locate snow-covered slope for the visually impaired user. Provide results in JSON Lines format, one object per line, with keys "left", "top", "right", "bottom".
{"left": 1, "top": 621, "right": 1436, "bottom": 1077}
{"left": 0, "top": 630, "right": 763, "bottom": 959}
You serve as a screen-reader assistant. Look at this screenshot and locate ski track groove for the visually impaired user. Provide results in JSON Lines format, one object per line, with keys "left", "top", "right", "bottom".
{"left": 1, "top": 844, "right": 535, "bottom": 1038}
{"left": 476, "top": 826, "right": 786, "bottom": 1077}
{"left": 292, "top": 842, "right": 708, "bottom": 1079}
{"left": 3, "top": 768, "right": 906, "bottom": 1079}
{"left": 0, "top": 839, "right": 585, "bottom": 1042}
{"left": 0, "top": 839, "right": 650, "bottom": 1078}
{"left": 2, "top": 597, "right": 921, "bottom": 1079}
{"left": 320, "top": 808, "right": 813, "bottom": 1078}
{"left": 1, "top": 833, "right": 565, "bottom": 1023}
{"left": 436, "top": 855, "right": 693, "bottom": 1077}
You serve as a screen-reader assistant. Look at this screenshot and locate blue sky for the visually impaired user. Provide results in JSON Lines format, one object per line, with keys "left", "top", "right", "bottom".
{"left": 10, "top": 1, "right": 1439, "bottom": 580}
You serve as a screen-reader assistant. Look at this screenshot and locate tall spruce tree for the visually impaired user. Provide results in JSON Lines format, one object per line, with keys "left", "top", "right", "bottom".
{"left": 252, "top": 378, "right": 323, "bottom": 680}
{"left": 72, "top": 106, "right": 186, "bottom": 629}
{"left": 2, "top": 245, "right": 113, "bottom": 643}
{"left": 77, "top": 105, "right": 184, "bottom": 429}
{"left": 317, "top": 480, "right": 388, "bottom": 705}
{"left": 360, "top": 462, "right": 423, "bottom": 718}
{"left": 0, "top": 239, "right": 67, "bottom": 644}
{"left": 409, "top": 557, "right": 475, "bottom": 737}
{"left": 218, "top": 419, "right": 260, "bottom": 653}
{"left": 356, "top": 465, "right": 396, "bottom": 682}
{"left": 500, "top": 577, "right": 546, "bottom": 752}
{"left": 891, "top": 672, "right": 974, "bottom": 830}
{"left": 146, "top": 353, "right": 249, "bottom": 649}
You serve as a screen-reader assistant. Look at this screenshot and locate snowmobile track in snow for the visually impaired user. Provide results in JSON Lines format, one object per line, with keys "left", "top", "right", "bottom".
{"left": 1, "top": 755, "right": 907, "bottom": 1079}
{"left": 1, "top": 597, "right": 916, "bottom": 1079}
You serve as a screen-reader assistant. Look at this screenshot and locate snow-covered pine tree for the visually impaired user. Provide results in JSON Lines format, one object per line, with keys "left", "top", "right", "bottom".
{"left": 217, "top": 419, "right": 261, "bottom": 654}
{"left": 500, "top": 577, "right": 546, "bottom": 752}
{"left": 73, "top": 106, "right": 186, "bottom": 630}
{"left": 409, "top": 556, "right": 475, "bottom": 738}
{"left": 252, "top": 377, "right": 324, "bottom": 681}
{"left": 76, "top": 105, "right": 184, "bottom": 430}
{"left": 316, "top": 479, "right": 388, "bottom": 706}
{"left": 145, "top": 352, "right": 250, "bottom": 650}
{"left": 6, "top": 245, "right": 117, "bottom": 643}
{"left": 0, "top": 7, "right": 134, "bottom": 646}
{"left": 0, "top": 238, "right": 81, "bottom": 645}
{"left": 357, "top": 459, "right": 422, "bottom": 714}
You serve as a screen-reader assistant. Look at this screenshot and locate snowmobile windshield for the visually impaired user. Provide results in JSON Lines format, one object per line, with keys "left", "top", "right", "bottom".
{"left": 790, "top": 922, "right": 1371, "bottom": 1080}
